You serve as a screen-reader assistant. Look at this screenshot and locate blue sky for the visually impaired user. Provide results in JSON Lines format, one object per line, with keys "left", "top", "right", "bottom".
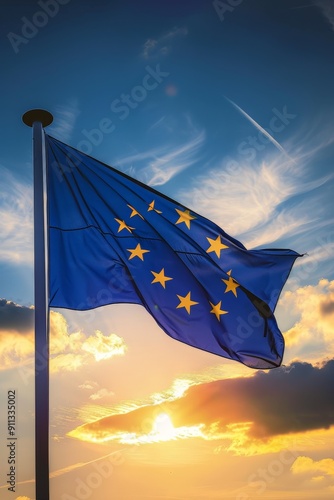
{"left": 1, "top": 1, "right": 334, "bottom": 499}
{"left": 1, "top": 0, "right": 333, "bottom": 305}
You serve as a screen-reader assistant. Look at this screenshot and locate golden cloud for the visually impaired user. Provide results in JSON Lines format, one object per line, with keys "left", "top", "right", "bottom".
{"left": 0, "top": 300, "right": 127, "bottom": 373}
{"left": 68, "top": 359, "right": 334, "bottom": 454}
{"left": 82, "top": 330, "right": 127, "bottom": 361}
{"left": 89, "top": 388, "right": 115, "bottom": 401}
{"left": 292, "top": 456, "right": 334, "bottom": 477}
{"left": 280, "top": 279, "right": 334, "bottom": 360}
{"left": 50, "top": 325, "right": 127, "bottom": 372}
{"left": 0, "top": 330, "right": 34, "bottom": 370}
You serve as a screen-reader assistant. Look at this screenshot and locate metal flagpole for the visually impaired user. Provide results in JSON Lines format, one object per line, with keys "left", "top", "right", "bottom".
{"left": 22, "top": 109, "right": 53, "bottom": 500}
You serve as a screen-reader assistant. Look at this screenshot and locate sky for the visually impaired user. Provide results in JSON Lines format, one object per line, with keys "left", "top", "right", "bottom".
{"left": 0, "top": 0, "right": 334, "bottom": 498}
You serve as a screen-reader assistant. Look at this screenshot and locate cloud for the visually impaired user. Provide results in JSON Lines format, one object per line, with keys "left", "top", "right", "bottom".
{"left": 148, "top": 115, "right": 166, "bottom": 132}
{"left": 2, "top": 451, "right": 125, "bottom": 491}
{"left": 321, "top": 298, "right": 334, "bottom": 315}
{"left": 317, "top": 1, "right": 334, "bottom": 30}
{"left": 49, "top": 321, "right": 127, "bottom": 374}
{"left": 0, "top": 168, "right": 33, "bottom": 264}
{"left": 0, "top": 299, "right": 33, "bottom": 332}
{"left": 142, "top": 130, "right": 205, "bottom": 186}
{"left": 177, "top": 126, "right": 334, "bottom": 249}
{"left": 141, "top": 27, "right": 188, "bottom": 59}
{"left": 292, "top": 456, "right": 334, "bottom": 477}
{"left": 79, "top": 380, "right": 99, "bottom": 390}
{"left": 279, "top": 279, "right": 334, "bottom": 362}
{"left": 177, "top": 154, "right": 308, "bottom": 241}
{"left": 290, "top": 455, "right": 334, "bottom": 490}
{"left": 68, "top": 359, "right": 334, "bottom": 450}
{"left": 225, "top": 97, "right": 293, "bottom": 161}
{"left": 82, "top": 330, "right": 127, "bottom": 361}
{"left": 49, "top": 449, "right": 125, "bottom": 479}
{"left": 0, "top": 300, "right": 127, "bottom": 373}
{"left": 116, "top": 119, "right": 205, "bottom": 186}
{"left": 48, "top": 100, "right": 80, "bottom": 142}
{"left": 0, "top": 301, "right": 34, "bottom": 369}
{"left": 89, "top": 388, "right": 115, "bottom": 400}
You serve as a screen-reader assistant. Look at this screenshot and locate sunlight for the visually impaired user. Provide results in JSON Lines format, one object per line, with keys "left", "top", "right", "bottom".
{"left": 152, "top": 413, "right": 175, "bottom": 439}
{"left": 68, "top": 412, "right": 205, "bottom": 444}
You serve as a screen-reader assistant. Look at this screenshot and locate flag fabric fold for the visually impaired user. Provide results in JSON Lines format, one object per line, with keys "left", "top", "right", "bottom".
{"left": 46, "top": 135, "right": 301, "bottom": 369}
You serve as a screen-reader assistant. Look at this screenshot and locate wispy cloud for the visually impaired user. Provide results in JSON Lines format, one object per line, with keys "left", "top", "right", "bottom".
{"left": 48, "top": 100, "right": 80, "bottom": 142}
{"left": 89, "top": 388, "right": 115, "bottom": 400}
{"left": 177, "top": 120, "right": 334, "bottom": 252}
{"left": 242, "top": 174, "right": 333, "bottom": 249}
{"left": 178, "top": 156, "right": 305, "bottom": 241}
{"left": 79, "top": 380, "right": 99, "bottom": 390}
{"left": 0, "top": 450, "right": 125, "bottom": 490}
{"left": 0, "top": 103, "right": 79, "bottom": 266}
{"left": 141, "top": 27, "right": 188, "bottom": 59}
{"left": 148, "top": 115, "right": 167, "bottom": 132}
{"left": 115, "top": 120, "right": 205, "bottom": 186}
{"left": 0, "top": 168, "right": 33, "bottom": 264}
{"left": 317, "top": 0, "right": 334, "bottom": 31}
{"left": 50, "top": 449, "right": 125, "bottom": 479}
{"left": 290, "top": 220, "right": 334, "bottom": 280}
{"left": 225, "top": 96, "right": 294, "bottom": 161}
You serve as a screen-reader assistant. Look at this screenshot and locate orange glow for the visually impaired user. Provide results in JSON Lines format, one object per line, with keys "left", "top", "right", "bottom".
{"left": 68, "top": 411, "right": 205, "bottom": 445}
{"left": 152, "top": 413, "right": 174, "bottom": 438}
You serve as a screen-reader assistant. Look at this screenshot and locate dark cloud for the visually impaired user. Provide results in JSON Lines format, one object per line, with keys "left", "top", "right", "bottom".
{"left": 0, "top": 299, "right": 33, "bottom": 333}
{"left": 320, "top": 299, "right": 334, "bottom": 315}
{"left": 76, "top": 359, "right": 334, "bottom": 441}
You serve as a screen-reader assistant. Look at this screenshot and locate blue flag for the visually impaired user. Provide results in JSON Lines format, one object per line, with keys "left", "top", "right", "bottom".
{"left": 46, "top": 135, "right": 301, "bottom": 369}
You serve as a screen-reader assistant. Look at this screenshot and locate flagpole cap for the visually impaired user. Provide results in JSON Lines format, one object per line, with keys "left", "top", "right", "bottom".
{"left": 22, "top": 109, "right": 53, "bottom": 127}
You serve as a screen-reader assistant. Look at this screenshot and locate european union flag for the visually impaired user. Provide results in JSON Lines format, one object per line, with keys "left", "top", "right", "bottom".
{"left": 46, "top": 135, "right": 301, "bottom": 369}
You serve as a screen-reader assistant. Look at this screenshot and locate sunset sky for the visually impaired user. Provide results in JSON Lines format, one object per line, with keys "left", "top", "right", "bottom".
{"left": 0, "top": 0, "right": 334, "bottom": 499}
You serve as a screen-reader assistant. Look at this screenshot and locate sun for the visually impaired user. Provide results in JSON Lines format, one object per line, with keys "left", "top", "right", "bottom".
{"left": 152, "top": 413, "right": 175, "bottom": 439}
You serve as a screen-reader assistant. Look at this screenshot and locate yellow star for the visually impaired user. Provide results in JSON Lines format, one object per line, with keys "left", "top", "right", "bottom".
{"left": 148, "top": 200, "right": 162, "bottom": 213}
{"left": 115, "top": 218, "right": 134, "bottom": 233}
{"left": 127, "top": 243, "right": 150, "bottom": 261}
{"left": 151, "top": 268, "right": 173, "bottom": 288}
{"left": 206, "top": 235, "right": 228, "bottom": 258}
{"left": 175, "top": 208, "right": 196, "bottom": 229}
{"left": 127, "top": 204, "right": 143, "bottom": 219}
{"left": 210, "top": 301, "right": 228, "bottom": 321}
{"left": 176, "top": 291, "right": 199, "bottom": 314}
{"left": 222, "top": 270, "right": 239, "bottom": 297}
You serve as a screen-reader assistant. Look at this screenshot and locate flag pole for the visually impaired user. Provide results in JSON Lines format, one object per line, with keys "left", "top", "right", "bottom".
{"left": 22, "top": 109, "right": 53, "bottom": 500}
